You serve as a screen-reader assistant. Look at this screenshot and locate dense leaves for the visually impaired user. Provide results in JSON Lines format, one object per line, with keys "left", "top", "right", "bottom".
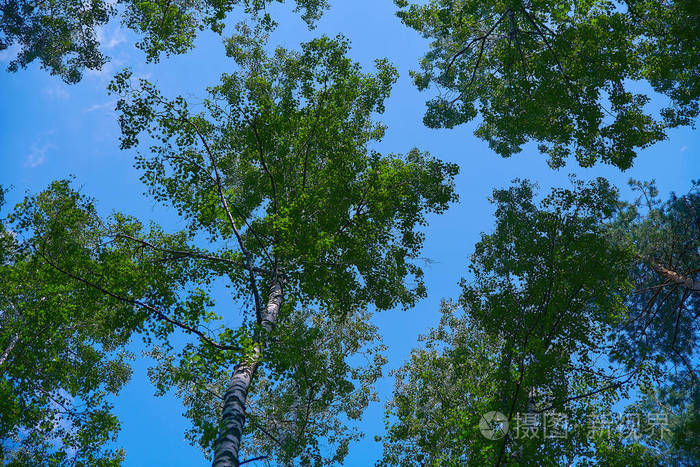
{"left": 0, "top": 180, "right": 245, "bottom": 464}
{"left": 109, "top": 31, "right": 458, "bottom": 464}
{"left": 111, "top": 30, "right": 458, "bottom": 316}
{"left": 382, "top": 178, "right": 698, "bottom": 465}
{"left": 0, "top": 0, "right": 328, "bottom": 82}
{"left": 380, "top": 301, "right": 505, "bottom": 466}
{"left": 3, "top": 1, "right": 696, "bottom": 464}
{"left": 0, "top": 182, "right": 137, "bottom": 464}
{"left": 395, "top": 0, "right": 700, "bottom": 169}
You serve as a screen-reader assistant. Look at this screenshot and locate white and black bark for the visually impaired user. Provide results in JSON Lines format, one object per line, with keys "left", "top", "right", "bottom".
{"left": 213, "top": 278, "right": 283, "bottom": 467}
{"left": 0, "top": 300, "right": 21, "bottom": 371}
{"left": 0, "top": 332, "right": 19, "bottom": 369}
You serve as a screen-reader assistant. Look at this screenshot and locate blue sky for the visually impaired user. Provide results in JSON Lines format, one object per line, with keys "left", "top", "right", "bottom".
{"left": 0, "top": 1, "right": 697, "bottom": 465}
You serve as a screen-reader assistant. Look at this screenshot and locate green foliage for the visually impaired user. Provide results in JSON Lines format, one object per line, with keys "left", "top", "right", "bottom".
{"left": 0, "top": 181, "right": 134, "bottom": 464}
{"left": 604, "top": 180, "right": 699, "bottom": 463}
{"left": 148, "top": 307, "right": 387, "bottom": 465}
{"left": 2, "top": 0, "right": 696, "bottom": 464}
{"left": 110, "top": 30, "right": 458, "bottom": 316}
{"left": 382, "top": 177, "right": 699, "bottom": 465}
{"left": 122, "top": 0, "right": 328, "bottom": 61}
{"left": 608, "top": 180, "right": 699, "bottom": 371}
{"left": 620, "top": 374, "right": 700, "bottom": 465}
{"left": 0, "top": 0, "right": 329, "bottom": 82}
{"left": 0, "top": 179, "right": 245, "bottom": 463}
{"left": 380, "top": 301, "right": 504, "bottom": 466}
{"left": 395, "top": 0, "right": 699, "bottom": 169}
{"left": 108, "top": 31, "right": 458, "bottom": 463}
{"left": 1, "top": 0, "right": 112, "bottom": 83}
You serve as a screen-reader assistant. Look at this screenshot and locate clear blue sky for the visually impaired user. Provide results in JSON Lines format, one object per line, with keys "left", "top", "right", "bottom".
{"left": 0, "top": 1, "right": 697, "bottom": 465}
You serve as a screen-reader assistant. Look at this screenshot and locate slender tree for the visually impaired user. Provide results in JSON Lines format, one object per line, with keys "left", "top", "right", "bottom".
{"left": 107, "top": 30, "right": 458, "bottom": 466}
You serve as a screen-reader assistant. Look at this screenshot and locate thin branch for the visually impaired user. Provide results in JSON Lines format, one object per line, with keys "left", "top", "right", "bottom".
{"left": 445, "top": 12, "right": 507, "bottom": 75}
{"left": 240, "top": 456, "right": 267, "bottom": 465}
{"left": 333, "top": 182, "right": 371, "bottom": 238}
{"left": 33, "top": 246, "right": 239, "bottom": 352}
{"left": 639, "top": 284, "right": 678, "bottom": 338}
{"left": 670, "top": 290, "right": 690, "bottom": 349}
{"left": 631, "top": 280, "right": 672, "bottom": 295}
{"left": 250, "top": 118, "right": 279, "bottom": 215}
{"left": 162, "top": 153, "right": 214, "bottom": 179}
{"left": 182, "top": 116, "right": 264, "bottom": 318}
{"left": 161, "top": 151, "right": 275, "bottom": 266}
{"left": 534, "top": 370, "right": 637, "bottom": 414}
{"left": 251, "top": 420, "right": 285, "bottom": 449}
{"left": 115, "top": 234, "right": 271, "bottom": 276}
{"left": 301, "top": 78, "right": 327, "bottom": 190}
{"left": 496, "top": 360, "right": 525, "bottom": 466}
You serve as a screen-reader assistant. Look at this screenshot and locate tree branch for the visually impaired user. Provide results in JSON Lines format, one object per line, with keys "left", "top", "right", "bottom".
{"left": 250, "top": 118, "right": 279, "bottom": 215}
{"left": 115, "top": 234, "right": 271, "bottom": 276}
{"left": 445, "top": 12, "right": 506, "bottom": 75}
{"left": 33, "top": 246, "right": 239, "bottom": 352}
{"left": 647, "top": 260, "right": 700, "bottom": 293}
{"left": 240, "top": 456, "right": 267, "bottom": 465}
{"left": 181, "top": 116, "right": 264, "bottom": 318}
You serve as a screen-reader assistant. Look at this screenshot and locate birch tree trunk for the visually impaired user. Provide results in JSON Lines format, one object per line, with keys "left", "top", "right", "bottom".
{"left": 213, "top": 279, "right": 283, "bottom": 467}
{"left": 0, "top": 333, "right": 19, "bottom": 368}
{"left": 213, "top": 358, "right": 258, "bottom": 467}
{"left": 0, "top": 301, "right": 21, "bottom": 371}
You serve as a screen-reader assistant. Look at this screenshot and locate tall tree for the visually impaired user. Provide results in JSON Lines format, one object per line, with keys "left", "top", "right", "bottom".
{"left": 380, "top": 304, "right": 662, "bottom": 466}
{"left": 105, "top": 30, "right": 458, "bottom": 466}
{"left": 394, "top": 0, "right": 699, "bottom": 169}
{"left": 607, "top": 180, "right": 699, "bottom": 465}
{"left": 0, "top": 0, "right": 328, "bottom": 82}
{"left": 382, "top": 178, "right": 698, "bottom": 465}
{"left": 609, "top": 180, "right": 699, "bottom": 372}
{"left": 146, "top": 305, "right": 388, "bottom": 465}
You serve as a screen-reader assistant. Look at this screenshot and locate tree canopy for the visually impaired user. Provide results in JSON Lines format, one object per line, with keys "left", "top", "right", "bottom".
{"left": 382, "top": 178, "right": 699, "bottom": 465}
{"left": 1, "top": 182, "right": 140, "bottom": 464}
{"left": 395, "top": 0, "right": 700, "bottom": 169}
{"left": 0, "top": 0, "right": 328, "bottom": 82}
{"left": 1, "top": 0, "right": 697, "bottom": 465}
{"left": 105, "top": 30, "right": 459, "bottom": 465}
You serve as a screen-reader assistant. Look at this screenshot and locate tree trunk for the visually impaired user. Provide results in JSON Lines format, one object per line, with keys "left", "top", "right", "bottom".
{"left": 0, "top": 301, "right": 21, "bottom": 371}
{"left": 648, "top": 261, "right": 700, "bottom": 293}
{"left": 212, "top": 278, "right": 283, "bottom": 467}
{"left": 0, "top": 333, "right": 19, "bottom": 368}
{"left": 213, "top": 358, "right": 258, "bottom": 467}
